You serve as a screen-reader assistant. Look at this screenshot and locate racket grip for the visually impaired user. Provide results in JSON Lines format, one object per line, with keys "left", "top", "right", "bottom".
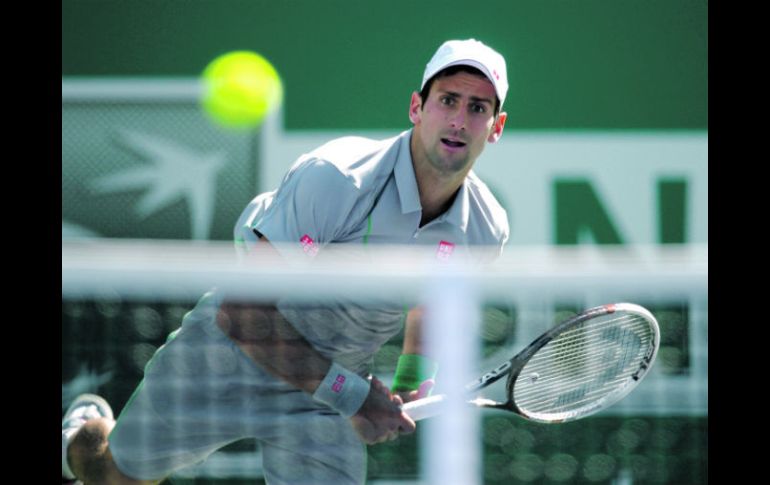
{"left": 402, "top": 394, "right": 447, "bottom": 421}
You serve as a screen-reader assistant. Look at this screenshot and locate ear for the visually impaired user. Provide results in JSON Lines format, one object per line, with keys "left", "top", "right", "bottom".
{"left": 487, "top": 111, "right": 507, "bottom": 144}
{"left": 408, "top": 91, "right": 422, "bottom": 125}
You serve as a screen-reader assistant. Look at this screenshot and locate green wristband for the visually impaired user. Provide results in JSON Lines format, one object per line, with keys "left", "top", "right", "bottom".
{"left": 391, "top": 354, "right": 439, "bottom": 392}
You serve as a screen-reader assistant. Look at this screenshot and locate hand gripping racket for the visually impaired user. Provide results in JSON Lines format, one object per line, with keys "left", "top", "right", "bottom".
{"left": 402, "top": 303, "right": 659, "bottom": 423}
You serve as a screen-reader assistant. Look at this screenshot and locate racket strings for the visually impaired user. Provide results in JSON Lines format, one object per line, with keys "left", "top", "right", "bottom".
{"left": 515, "top": 363, "right": 641, "bottom": 408}
{"left": 527, "top": 321, "right": 651, "bottom": 372}
{"left": 513, "top": 311, "right": 654, "bottom": 417}
{"left": 523, "top": 316, "right": 650, "bottom": 376}
{"left": 547, "top": 313, "right": 648, "bottom": 347}
{"left": 514, "top": 363, "right": 644, "bottom": 412}
{"left": 519, "top": 330, "right": 643, "bottom": 396}
{"left": 523, "top": 372, "right": 639, "bottom": 412}
{"left": 522, "top": 314, "right": 650, "bottom": 377}
{"left": 516, "top": 343, "right": 646, "bottom": 391}
{"left": 533, "top": 313, "right": 649, "bottom": 360}
{"left": 515, "top": 364, "right": 647, "bottom": 415}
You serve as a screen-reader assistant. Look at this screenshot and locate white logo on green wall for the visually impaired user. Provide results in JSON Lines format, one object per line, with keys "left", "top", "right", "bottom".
{"left": 89, "top": 130, "right": 227, "bottom": 240}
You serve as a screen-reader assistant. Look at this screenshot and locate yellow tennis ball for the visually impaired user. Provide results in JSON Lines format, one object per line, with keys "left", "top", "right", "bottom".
{"left": 201, "top": 50, "right": 283, "bottom": 129}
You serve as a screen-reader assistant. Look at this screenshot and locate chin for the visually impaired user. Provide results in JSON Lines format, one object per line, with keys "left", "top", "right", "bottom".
{"left": 431, "top": 155, "right": 470, "bottom": 175}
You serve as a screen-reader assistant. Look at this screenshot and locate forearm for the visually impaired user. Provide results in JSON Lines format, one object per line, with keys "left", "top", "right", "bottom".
{"left": 402, "top": 306, "right": 427, "bottom": 355}
{"left": 215, "top": 300, "right": 331, "bottom": 394}
{"left": 393, "top": 307, "right": 438, "bottom": 397}
{"left": 216, "top": 299, "right": 381, "bottom": 422}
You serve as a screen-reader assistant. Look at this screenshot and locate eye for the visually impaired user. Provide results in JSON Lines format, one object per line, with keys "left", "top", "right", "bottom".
{"left": 440, "top": 96, "right": 455, "bottom": 106}
{"left": 470, "top": 103, "right": 487, "bottom": 114}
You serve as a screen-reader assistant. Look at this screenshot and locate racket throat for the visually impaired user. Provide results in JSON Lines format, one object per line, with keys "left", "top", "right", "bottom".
{"left": 465, "top": 360, "right": 513, "bottom": 393}
{"left": 471, "top": 397, "right": 514, "bottom": 411}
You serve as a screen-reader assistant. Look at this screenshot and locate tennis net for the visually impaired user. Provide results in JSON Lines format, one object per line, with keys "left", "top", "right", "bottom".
{"left": 62, "top": 239, "right": 707, "bottom": 484}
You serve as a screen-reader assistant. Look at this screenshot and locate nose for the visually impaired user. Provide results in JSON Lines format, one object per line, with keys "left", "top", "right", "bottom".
{"left": 447, "top": 105, "right": 467, "bottom": 130}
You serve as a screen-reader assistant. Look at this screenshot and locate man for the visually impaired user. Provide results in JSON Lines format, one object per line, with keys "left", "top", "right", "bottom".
{"left": 62, "top": 38, "right": 510, "bottom": 485}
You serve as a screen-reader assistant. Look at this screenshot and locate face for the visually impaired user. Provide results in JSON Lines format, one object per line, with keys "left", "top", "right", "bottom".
{"left": 410, "top": 71, "right": 507, "bottom": 177}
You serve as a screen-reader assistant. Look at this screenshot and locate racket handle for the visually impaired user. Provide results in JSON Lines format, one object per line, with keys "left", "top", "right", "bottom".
{"left": 402, "top": 394, "right": 447, "bottom": 421}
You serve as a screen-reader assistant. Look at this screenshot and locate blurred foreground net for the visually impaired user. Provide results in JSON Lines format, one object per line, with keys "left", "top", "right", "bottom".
{"left": 63, "top": 240, "right": 707, "bottom": 484}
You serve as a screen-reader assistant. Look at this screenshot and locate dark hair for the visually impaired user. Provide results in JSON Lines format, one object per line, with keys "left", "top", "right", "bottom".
{"left": 419, "top": 65, "right": 501, "bottom": 115}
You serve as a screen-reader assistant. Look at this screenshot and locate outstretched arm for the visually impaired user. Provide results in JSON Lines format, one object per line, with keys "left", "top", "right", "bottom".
{"left": 218, "top": 237, "right": 415, "bottom": 443}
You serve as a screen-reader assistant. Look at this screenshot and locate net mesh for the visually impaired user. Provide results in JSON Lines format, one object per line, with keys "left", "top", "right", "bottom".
{"left": 62, "top": 241, "right": 707, "bottom": 484}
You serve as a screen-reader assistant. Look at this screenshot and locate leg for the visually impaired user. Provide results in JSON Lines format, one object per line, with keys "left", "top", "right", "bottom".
{"left": 104, "top": 301, "right": 263, "bottom": 481}
{"left": 260, "top": 413, "right": 367, "bottom": 485}
{"left": 261, "top": 441, "right": 366, "bottom": 485}
{"left": 63, "top": 292, "right": 244, "bottom": 483}
{"left": 67, "top": 417, "right": 162, "bottom": 485}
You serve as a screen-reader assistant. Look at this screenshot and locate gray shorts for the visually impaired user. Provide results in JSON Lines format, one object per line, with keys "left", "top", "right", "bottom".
{"left": 108, "top": 300, "right": 366, "bottom": 484}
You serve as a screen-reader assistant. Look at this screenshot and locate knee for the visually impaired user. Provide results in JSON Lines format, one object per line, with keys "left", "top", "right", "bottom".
{"left": 70, "top": 417, "right": 114, "bottom": 456}
{"left": 68, "top": 418, "right": 162, "bottom": 485}
{"left": 68, "top": 417, "right": 115, "bottom": 482}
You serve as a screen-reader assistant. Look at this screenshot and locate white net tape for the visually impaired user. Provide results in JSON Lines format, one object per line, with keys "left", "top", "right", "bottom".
{"left": 62, "top": 240, "right": 707, "bottom": 303}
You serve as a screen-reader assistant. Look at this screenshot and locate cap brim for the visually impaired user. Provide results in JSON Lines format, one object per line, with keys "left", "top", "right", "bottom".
{"left": 423, "top": 59, "right": 503, "bottom": 102}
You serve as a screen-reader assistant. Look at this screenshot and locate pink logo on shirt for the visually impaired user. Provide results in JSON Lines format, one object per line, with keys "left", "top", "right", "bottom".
{"left": 331, "top": 374, "right": 346, "bottom": 393}
{"left": 300, "top": 234, "right": 319, "bottom": 257}
{"left": 436, "top": 240, "right": 455, "bottom": 261}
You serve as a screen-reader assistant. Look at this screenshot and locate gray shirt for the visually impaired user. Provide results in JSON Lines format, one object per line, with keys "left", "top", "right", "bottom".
{"left": 233, "top": 129, "right": 509, "bottom": 373}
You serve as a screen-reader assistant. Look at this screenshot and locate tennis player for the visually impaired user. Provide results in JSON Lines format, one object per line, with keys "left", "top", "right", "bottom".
{"left": 62, "top": 38, "right": 510, "bottom": 485}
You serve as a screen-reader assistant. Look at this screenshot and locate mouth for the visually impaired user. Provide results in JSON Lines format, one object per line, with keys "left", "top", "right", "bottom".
{"left": 441, "top": 138, "right": 467, "bottom": 149}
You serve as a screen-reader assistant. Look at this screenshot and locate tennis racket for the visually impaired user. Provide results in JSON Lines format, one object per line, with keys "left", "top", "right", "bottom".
{"left": 402, "top": 303, "right": 659, "bottom": 423}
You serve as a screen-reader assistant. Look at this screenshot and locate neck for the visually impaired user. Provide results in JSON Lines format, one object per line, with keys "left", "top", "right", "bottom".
{"left": 410, "top": 134, "right": 467, "bottom": 226}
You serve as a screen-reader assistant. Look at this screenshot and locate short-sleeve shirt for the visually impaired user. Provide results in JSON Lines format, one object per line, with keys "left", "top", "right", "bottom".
{"left": 233, "top": 129, "right": 509, "bottom": 373}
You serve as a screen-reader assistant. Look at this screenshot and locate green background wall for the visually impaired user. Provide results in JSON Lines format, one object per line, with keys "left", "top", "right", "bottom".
{"left": 62, "top": 0, "right": 707, "bottom": 131}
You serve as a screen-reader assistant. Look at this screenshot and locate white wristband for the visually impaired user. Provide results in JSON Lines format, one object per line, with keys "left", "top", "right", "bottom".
{"left": 312, "top": 362, "right": 370, "bottom": 418}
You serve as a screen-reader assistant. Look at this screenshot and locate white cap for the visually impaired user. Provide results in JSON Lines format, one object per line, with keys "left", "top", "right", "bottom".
{"left": 421, "top": 39, "right": 509, "bottom": 108}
